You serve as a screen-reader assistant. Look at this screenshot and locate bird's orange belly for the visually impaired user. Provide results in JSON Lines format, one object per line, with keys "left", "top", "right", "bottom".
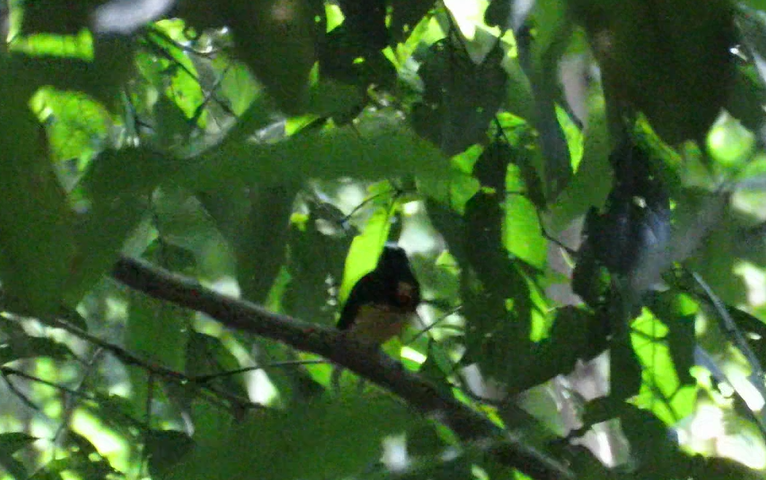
{"left": 348, "top": 304, "right": 411, "bottom": 343}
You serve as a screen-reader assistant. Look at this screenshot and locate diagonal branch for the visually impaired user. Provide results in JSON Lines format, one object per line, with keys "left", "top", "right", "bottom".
{"left": 111, "top": 256, "right": 573, "bottom": 480}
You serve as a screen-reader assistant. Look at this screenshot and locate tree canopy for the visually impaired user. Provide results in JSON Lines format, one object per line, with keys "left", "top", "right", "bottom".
{"left": 2, "top": 1, "right": 766, "bottom": 479}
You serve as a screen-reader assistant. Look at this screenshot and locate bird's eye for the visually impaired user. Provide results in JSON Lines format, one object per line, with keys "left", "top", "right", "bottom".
{"left": 396, "top": 281, "right": 417, "bottom": 308}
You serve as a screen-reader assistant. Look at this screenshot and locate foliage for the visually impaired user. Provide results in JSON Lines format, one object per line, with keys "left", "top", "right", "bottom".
{"left": 2, "top": 0, "right": 766, "bottom": 479}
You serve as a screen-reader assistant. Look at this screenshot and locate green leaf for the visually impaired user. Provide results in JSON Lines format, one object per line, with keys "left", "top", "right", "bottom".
{"left": 503, "top": 195, "right": 547, "bottom": 269}
{"left": 744, "top": 0, "right": 766, "bottom": 11}
{"left": 283, "top": 206, "right": 351, "bottom": 331}
{"left": 390, "top": 0, "right": 435, "bottom": 43}
{"left": 412, "top": 39, "right": 507, "bottom": 156}
{"left": 307, "top": 81, "right": 365, "bottom": 119}
{"left": 149, "top": 22, "right": 205, "bottom": 121}
{"left": 0, "top": 433, "right": 36, "bottom": 455}
{"left": 648, "top": 292, "right": 697, "bottom": 386}
{"left": 66, "top": 148, "right": 185, "bottom": 301}
{"left": 630, "top": 309, "right": 696, "bottom": 424}
{"left": 127, "top": 291, "right": 189, "bottom": 372}
{"left": 186, "top": 332, "right": 248, "bottom": 398}
{"left": 222, "top": 0, "right": 318, "bottom": 114}
{"left": 190, "top": 110, "right": 448, "bottom": 187}
{"left": 548, "top": 98, "right": 612, "bottom": 230}
{"left": 151, "top": 185, "right": 229, "bottom": 271}
{"left": 0, "top": 337, "right": 75, "bottom": 365}
{"left": 199, "top": 182, "right": 295, "bottom": 302}
{"left": 0, "top": 91, "right": 74, "bottom": 315}
{"left": 0, "top": 450, "right": 28, "bottom": 480}
{"left": 418, "top": 147, "right": 482, "bottom": 214}
{"left": 573, "top": 0, "right": 734, "bottom": 143}
{"left": 146, "top": 430, "right": 196, "bottom": 478}
{"left": 526, "top": 0, "right": 575, "bottom": 198}
{"left": 338, "top": 205, "right": 393, "bottom": 304}
{"left": 216, "top": 59, "right": 261, "bottom": 116}
{"left": 164, "top": 394, "right": 421, "bottom": 480}
{"left": 33, "top": 88, "right": 110, "bottom": 164}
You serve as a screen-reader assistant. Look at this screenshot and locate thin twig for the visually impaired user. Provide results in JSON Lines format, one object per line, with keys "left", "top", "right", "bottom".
{"left": 1, "top": 365, "right": 150, "bottom": 433}
{"left": 1, "top": 367, "right": 85, "bottom": 397}
{"left": 408, "top": 305, "right": 462, "bottom": 344}
{"left": 194, "top": 359, "right": 329, "bottom": 382}
{"left": 47, "top": 316, "right": 265, "bottom": 413}
{"left": 0, "top": 367, "right": 40, "bottom": 411}
{"left": 53, "top": 347, "right": 105, "bottom": 443}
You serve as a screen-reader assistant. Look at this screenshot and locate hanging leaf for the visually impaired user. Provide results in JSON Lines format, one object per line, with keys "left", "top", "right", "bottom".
{"left": 412, "top": 39, "right": 507, "bottom": 156}
{"left": 571, "top": 0, "right": 735, "bottom": 143}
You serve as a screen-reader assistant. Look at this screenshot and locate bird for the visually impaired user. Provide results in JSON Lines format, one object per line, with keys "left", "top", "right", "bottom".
{"left": 336, "top": 244, "right": 421, "bottom": 344}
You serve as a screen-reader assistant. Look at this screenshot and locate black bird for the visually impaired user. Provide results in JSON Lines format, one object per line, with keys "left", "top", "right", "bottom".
{"left": 337, "top": 244, "right": 421, "bottom": 343}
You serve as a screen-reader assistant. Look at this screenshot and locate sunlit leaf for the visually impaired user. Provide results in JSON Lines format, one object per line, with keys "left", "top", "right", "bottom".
{"left": 338, "top": 205, "right": 393, "bottom": 304}
{"left": 631, "top": 309, "right": 696, "bottom": 424}
{"left": 504, "top": 195, "right": 547, "bottom": 269}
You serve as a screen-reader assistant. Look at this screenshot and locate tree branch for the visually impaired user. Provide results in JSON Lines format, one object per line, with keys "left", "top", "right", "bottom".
{"left": 111, "top": 256, "right": 574, "bottom": 480}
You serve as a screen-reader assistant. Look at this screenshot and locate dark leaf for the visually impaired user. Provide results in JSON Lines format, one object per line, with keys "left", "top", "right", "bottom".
{"left": 146, "top": 429, "right": 195, "bottom": 478}
{"left": 0, "top": 93, "right": 75, "bottom": 315}
{"left": 725, "top": 66, "right": 766, "bottom": 133}
{"left": 336, "top": 0, "right": 388, "bottom": 51}
{"left": 284, "top": 207, "right": 352, "bottom": 327}
{"left": 473, "top": 141, "right": 510, "bottom": 191}
{"left": 0, "top": 451, "right": 28, "bottom": 480}
{"left": 221, "top": 0, "right": 318, "bottom": 114}
{"left": 0, "top": 433, "right": 37, "bottom": 455}
{"left": 511, "top": 307, "right": 608, "bottom": 394}
{"left": 390, "top": 0, "right": 435, "bottom": 43}
{"left": 585, "top": 141, "right": 671, "bottom": 279}
{"left": 571, "top": 221, "right": 611, "bottom": 308}
{"left": 610, "top": 332, "right": 642, "bottom": 402}
{"left": 621, "top": 405, "right": 690, "bottom": 479}
{"left": 186, "top": 331, "right": 248, "bottom": 398}
{"left": 161, "top": 395, "right": 422, "bottom": 480}
{"left": 319, "top": 26, "right": 397, "bottom": 93}
{"left": 67, "top": 148, "right": 182, "bottom": 302}
{"left": 691, "top": 456, "right": 763, "bottom": 480}
{"left": 126, "top": 289, "right": 189, "bottom": 372}
{"left": 20, "top": 0, "right": 99, "bottom": 34}
{"left": 573, "top": 0, "right": 735, "bottom": 143}
{"left": 484, "top": 0, "right": 513, "bottom": 30}
{"left": 0, "top": 337, "right": 76, "bottom": 365}
{"left": 198, "top": 183, "right": 296, "bottom": 303}
{"left": 435, "top": 188, "right": 535, "bottom": 384}
{"left": 412, "top": 39, "right": 507, "bottom": 156}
